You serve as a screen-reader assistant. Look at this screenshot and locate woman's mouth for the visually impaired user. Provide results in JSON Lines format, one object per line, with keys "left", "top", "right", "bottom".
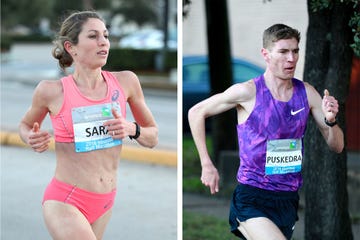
{"left": 97, "top": 50, "right": 108, "bottom": 55}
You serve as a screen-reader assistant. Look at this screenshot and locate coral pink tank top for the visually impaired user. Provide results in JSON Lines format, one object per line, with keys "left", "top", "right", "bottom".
{"left": 50, "top": 71, "right": 126, "bottom": 144}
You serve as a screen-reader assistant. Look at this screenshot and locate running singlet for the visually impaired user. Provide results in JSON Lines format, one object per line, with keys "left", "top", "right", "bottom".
{"left": 236, "top": 75, "right": 310, "bottom": 191}
{"left": 50, "top": 71, "right": 126, "bottom": 152}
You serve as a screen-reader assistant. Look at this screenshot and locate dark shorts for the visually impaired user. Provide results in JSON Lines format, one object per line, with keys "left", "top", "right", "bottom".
{"left": 229, "top": 184, "right": 299, "bottom": 240}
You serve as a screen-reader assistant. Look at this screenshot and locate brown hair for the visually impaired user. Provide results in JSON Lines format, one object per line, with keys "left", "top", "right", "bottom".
{"left": 263, "top": 24, "right": 301, "bottom": 50}
{"left": 52, "top": 11, "right": 105, "bottom": 71}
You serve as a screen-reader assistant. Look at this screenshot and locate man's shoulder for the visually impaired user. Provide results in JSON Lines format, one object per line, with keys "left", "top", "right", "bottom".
{"left": 227, "top": 79, "right": 256, "bottom": 102}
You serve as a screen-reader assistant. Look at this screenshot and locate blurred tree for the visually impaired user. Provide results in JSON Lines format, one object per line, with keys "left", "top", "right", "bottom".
{"left": 111, "top": 0, "right": 158, "bottom": 28}
{"left": 1, "top": 0, "right": 53, "bottom": 31}
{"left": 303, "top": 0, "right": 357, "bottom": 239}
{"left": 183, "top": 0, "right": 191, "bottom": 17}
{"left": 52, "top": 0, "right": 111, "bottom": 27}
{"left": 0, "top": 0, "right": 112, "bottom": 31}
{"left": 204, "top": 0, "right": 236, "bottom": 168}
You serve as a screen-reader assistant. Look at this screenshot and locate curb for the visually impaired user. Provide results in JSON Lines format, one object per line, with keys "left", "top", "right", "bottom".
{"left": 0, "top": 131, "right": 177, "bottom": 167}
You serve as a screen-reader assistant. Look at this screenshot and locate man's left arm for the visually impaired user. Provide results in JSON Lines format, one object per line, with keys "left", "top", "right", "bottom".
{"left": 305, "top": 83, "right": 344, "bottom": 153}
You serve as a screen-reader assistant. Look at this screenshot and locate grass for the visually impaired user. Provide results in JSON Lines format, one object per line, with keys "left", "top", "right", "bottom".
{"left": 183, "top": 211, "right": 238, "bottom": 240}
{"left": 183, "top": 136, "right": 239, "bottom": 239}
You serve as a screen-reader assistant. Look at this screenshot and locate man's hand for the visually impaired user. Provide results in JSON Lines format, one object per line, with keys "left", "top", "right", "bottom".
{"left": 322, "top": 89, "right": 339, "bottom": 123}
{"left": 28, "top": 122, "right": 51, "bottom": 153}
{"left": 201, "top": 164, "right": 220, "bottom": 194}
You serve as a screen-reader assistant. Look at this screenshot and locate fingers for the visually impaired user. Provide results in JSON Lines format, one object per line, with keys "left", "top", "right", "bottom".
{"left": 323, "top": 89, "right": 338, "bottom": 112}
{"left": 201, "top": 170, "right": 220, "bottom": 194}
{"left": 32, "top": 122, "right": 40, "bottom": 133}
{"left": 202, "top": 179, "right": 219, "bottom": 194}
{"left": 322, "top": 89, "right": 338, "bottom": 122}
{"left": 28, "top": 122, "right": 51, "bottom": 152}
{"left": 112, "top": 108, "right": 121, "bottom": 119}
{"left": 324, "top": 89, "right": 329, "bottom": 97}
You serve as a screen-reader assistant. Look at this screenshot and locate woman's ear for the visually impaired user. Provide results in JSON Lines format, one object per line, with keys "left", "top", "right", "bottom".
{"left": 64, "top": 41, "right": 75, "bottom": 56}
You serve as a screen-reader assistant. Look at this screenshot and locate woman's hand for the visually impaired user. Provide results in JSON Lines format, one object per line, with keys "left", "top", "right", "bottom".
{"left": 103, "top": 108, "right": 135, "bottom": 139}
{"left": 28, "top": 122, "right": 51, "bottom": 153}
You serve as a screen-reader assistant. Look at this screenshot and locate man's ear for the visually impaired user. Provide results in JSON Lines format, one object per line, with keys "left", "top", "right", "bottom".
{"left": 261, "top": 48, "right": 270, "bottom": 62}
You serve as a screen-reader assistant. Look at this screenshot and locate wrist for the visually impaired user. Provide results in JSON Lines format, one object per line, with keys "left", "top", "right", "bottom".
{"left": 129, "top": 122, "right": 140, "bottom": 140}
{"left": 324, "top": 117, "right": 337, "bottom": 127}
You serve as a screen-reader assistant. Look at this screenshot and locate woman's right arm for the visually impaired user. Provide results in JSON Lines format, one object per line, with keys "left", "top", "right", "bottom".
{"left": 19, "top": 81, "right": 54, "bottom": 152}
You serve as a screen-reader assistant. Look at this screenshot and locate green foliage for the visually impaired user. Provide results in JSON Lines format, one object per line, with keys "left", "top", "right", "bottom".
{"left": 309, "top": 0, "right": 332, "bottom": 12}
{"left": 1, "top": 0, "right": 53, "bottom": 29}
{"left": 183, "top": 177, "right": 208, "bottom": 194}
{"left": 0, "top": 35, "right": 12, "bottom": 52}
{"left": 310, "top": 0, "right": 360, "bottom": 57}
{"left": 349, "top": 6, "right": 360, "bottom": 56}
{"left": 8, "top": 34, "right": 52, "bottom": 43}
{"left": 112, "top": 0, "right": 158, "bottom": 27}
{"left": 103, "top": 48, "right": 177, "bottom": 72}
{"left": 183, "top": 135, "right": 213, "bottom": 193}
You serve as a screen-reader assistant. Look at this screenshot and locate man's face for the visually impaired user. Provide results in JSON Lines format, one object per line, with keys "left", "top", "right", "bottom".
{"left": 263, "top": 38, "right": 299, "bottom": 80}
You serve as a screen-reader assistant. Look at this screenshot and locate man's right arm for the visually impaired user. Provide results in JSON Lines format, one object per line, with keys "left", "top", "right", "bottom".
{"left": 187, "top": 81, "right": 254, "bottom": 194}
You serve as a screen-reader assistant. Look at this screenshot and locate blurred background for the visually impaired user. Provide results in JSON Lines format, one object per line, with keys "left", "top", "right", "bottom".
{"left": 182, "top": 1, "right": 360, "bottom": 240}
{"left": 1, "top": 1, "right": 178, "bottom": 239}
{"left": 1, "top": 0, "right": 178, "bottom": 73}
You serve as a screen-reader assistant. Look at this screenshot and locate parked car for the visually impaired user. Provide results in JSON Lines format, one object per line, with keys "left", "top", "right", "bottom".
{"left": 118, "top": 29, "right": 177, "bottom": 50}
{"left": 183, "top": 55, "right": 265, "bottom": 133}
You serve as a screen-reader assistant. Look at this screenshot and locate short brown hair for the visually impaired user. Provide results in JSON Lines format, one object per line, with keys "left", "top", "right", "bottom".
{"left": 263, "top": 24, "right": 301, "bottom": 49}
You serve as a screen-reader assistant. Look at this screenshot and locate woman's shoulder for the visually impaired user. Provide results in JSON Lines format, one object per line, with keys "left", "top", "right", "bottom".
{"left": 109, "top": 70, "right": 141, "bottom": 88}
{"left": 34, "top": 79, "right": 63, "bottom": 100}
{"left": 109, "top": 70, "right": 139, "bottom": 82}
{"left": 108, "top": 71, "right": 143, "bottom": 99}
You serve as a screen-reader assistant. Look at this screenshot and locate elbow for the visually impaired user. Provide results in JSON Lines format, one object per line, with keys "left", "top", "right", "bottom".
{"left": 188, "top": 106, "right": 196, "bottom": 122}
{"left": 332, "top": 142, "right": 344, "bottom": 154}
{"left": 149, "top": 136, "right": 158, "bottom": 149}
{"left": 188, "top": 104, "right": 202, "bottom": 125}
{"left": 329, "top": 138, "right": 344, "bottom": 153}
{"left": 146, "top": 127, "right": 158, "bottom": 149}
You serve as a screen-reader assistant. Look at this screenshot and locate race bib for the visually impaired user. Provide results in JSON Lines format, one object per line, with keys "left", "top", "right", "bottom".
{"left": 72, "top": 102, "right": 122, "bottom": 152}
{"left": 265, "top": 138, "right": 302, "bottom": 175}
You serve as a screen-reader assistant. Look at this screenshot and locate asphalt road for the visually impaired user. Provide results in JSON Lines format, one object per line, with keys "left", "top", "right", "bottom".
{"left": 1, "top": 145, "right": 177, "bottom": 240}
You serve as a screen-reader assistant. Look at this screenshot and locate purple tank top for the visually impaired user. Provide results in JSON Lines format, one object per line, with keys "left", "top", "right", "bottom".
{"left": 236, "top": 75, "right": 310, "bottom": 191}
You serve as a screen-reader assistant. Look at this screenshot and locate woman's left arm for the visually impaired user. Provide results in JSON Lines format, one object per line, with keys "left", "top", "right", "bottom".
{"left": 111, "top": 71, "right": 158, "bottom": 148}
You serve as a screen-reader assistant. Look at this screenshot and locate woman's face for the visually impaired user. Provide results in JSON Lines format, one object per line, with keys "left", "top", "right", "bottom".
{"left": 72, "top": 18, "right": 110, "bottom": 69}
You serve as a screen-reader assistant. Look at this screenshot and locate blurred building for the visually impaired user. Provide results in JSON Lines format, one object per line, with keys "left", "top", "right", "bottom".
{"left": 183, "top": 0, "right": 307, "bottom": 79}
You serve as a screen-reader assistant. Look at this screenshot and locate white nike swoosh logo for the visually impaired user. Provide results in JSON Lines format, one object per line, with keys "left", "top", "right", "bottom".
{"left": 291, "top": 107, "right": 305, "bottom": 115}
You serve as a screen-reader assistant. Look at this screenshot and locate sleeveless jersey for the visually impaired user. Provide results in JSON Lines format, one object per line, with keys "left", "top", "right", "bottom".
{"left": 236, "top": 75, "right": 310, "bottom": 191}
{"left": 50, "top": 71, "right": 126, "bottom": 147}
